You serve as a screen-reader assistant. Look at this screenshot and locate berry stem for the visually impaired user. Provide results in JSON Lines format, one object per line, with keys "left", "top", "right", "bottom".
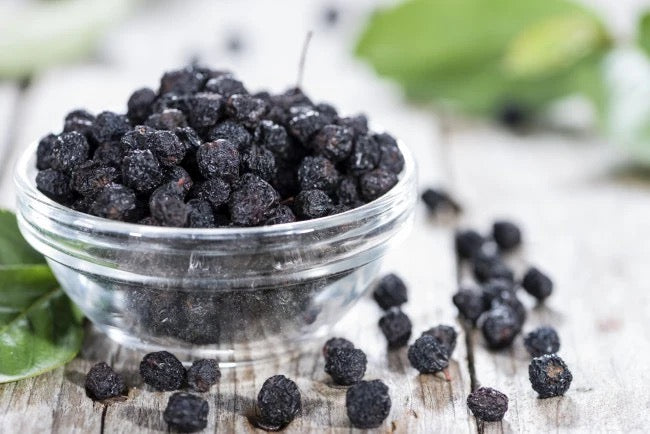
{"left": 296, "top": 31, "right": 314, "bottom": 88}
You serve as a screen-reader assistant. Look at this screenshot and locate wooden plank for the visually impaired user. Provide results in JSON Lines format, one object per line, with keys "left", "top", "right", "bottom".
{"left": 448, "top": 125, "right": 650, "bottom": 432}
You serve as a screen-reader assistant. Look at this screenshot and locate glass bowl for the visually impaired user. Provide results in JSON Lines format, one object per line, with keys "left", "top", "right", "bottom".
{"left": 14, "top": 140, "right": 416, "bottom": 365}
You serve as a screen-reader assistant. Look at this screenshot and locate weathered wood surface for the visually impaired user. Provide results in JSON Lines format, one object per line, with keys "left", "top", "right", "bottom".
{"left": 1, "top": 0, "right": 650, "bottom": 432}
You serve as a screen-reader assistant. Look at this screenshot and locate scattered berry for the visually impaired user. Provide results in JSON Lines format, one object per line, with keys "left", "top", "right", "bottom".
{"left": 378, "top": 308, "right": 412, "bottom": 348}
{"left": 139, "top": 351, "right": 186, "bottom": 391}
{"left": 421, "top": 188, "right": 461, "bottom": 214}
{"left": 186, "top": 359, "right": 221, "bottom": 393}
{"left": 373, "top": 273, "right": 408, "bottom": 310}
{"left": 522, "top": 267, "right": 553, "bottom": 301}
{"left": 322, "top": 337, "right": 354, "bottom": 357}
{"left": 466, "top": 387, "right": 509, "bottom": 422}
{"left": 407, "top": 334, "right": 449, "bottom": 374}
{"left": 479, "top": 304, "right": 522, "bottom": 349}
{"left": 84, "top": 362, "right": 127, "bottom": 401}
{"left": 528, "top": 354, "right": 572, "bottom": 398}
{"left": 163, "top": 392, "right": 209, "bottom": 433}
{"left": 455, "top": 230, "right": 484, "bottom": 260}
{"left": 256, "top": 375, "right": 301, "bottom": 430}
{"left": 472, "top": 252, "right": 514, "bottom": 283}
{"left": 492, "top": 220, "right": 522, "bottom": 251}
{"left": 422, "top": 324, "right": 457, "bottom": 356}
{"left": 345, "top": 380, "right": 391, "bottom": 429}
{"left": 325, "top": 347, "right": 367, "bottom": 385}
{"left": 524, "top": 327, "right": 561, "bottom": 358}
{"left": 452, "top": 288, "right": 488, "bottom": 325}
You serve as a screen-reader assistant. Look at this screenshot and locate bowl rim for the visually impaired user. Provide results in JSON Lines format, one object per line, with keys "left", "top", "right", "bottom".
{"left": 15, "top": 138, "right": 417, "bottom": 240}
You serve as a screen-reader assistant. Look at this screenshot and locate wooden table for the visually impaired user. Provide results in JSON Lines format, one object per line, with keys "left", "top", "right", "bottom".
{"left": 1, "top": 1, "right": 649, "bottom": 432}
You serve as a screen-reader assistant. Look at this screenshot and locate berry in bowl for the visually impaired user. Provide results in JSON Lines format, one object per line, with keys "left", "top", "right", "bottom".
{"left": 14, "top": 65, "right": 416, "bottom": 365}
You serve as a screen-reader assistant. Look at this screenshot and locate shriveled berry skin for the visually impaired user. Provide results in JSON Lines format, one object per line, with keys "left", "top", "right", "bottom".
{"left": 63, "top": 109, "right": 95, "bottom": 139}
{"left": 175, "top": 126, "right": 202, "bottom": 151}
{"left": 160, "top": 67, "right": 206, "bottom": 95}
{"left": 127, "top": 88, "right": 156, "bottom": 124}
{"left": 485, "top": 283, "right": 526, "bottom": 326}
{"left": 375, "top": 132, "right": 404, "bottom": 174}
{"left": 139, "top": 351, "right": 186, "bottom": 391}
{"left": 467, "top": 387, "right": 508, "bottom": 422}
{"left": 84, "top": 362, "right": 127, "bottom": 401}
{"left": 163, "top": 392, "right": 209, "bottom": 433}
{"left": 92, "top": 111, "right": 130, "bottom": 143}
{"left": 421, "top": 188, "right": 460, "bottom": 213}
{"left": 190, "top": 178, "right": 231, "bottom": 208}
{"left": 71, "top": 161, "right": 120, "bottom": 197}
{"left": 310, "top": 124, "right": 353, "bottom": 162}
{"left": 121, "top": 125, "right": 155, "bottom": 152}
{"left": 226, "top": 94, "right": 267, "bottom": 129}
{"left": 89, "top": 183, "right": 137, "bottom": 221}
{"left": 255, "top": 120, "right": 290, "bottom": 158}
{"left": 149, "top": 182, "right": 189, "bottom": 227}
{"left": 522, "top": 267, "right": 553, "bottom": 300}
{"left": 528, "top": 354, "right": 572, "bottom": 398}
{"left": 322, "top": 337, "right": 354, "bottom": 357}
{"left": 121, "top": 149, "right": 164, "bottom": 193}
{"left": 492, "top": 220, "right": 522, "bottom": 251}
{"left": 347, "top": 134, "right": 380, "bottom": 175}
{"left": 197, "top": 139, "right": 240, "bottom": 182}
{"left": 359, "top": 169, "right": 398, "bottom": 201}
{"left": 228, "top": 175, "right": 279, "bottom": 226}
{"left": 241, "top": 145, "right": 276, "bottom": 181}
{"left": 297, "top": 156, "right": 340, "bottom": 193}
{"left": 336, "top": 176, "right": 360, "bottom": 206}
{"left": 455, "top": 230, "right": 484, "bottom": 260}
{"left": 337, "top": 114, "right": 369, "bottom": 138}
{"left": 373, "top": 273, "right": 407, "bottom": 310}
{"left": 472, "top": 252, "right": 514, "bottom": 283}
{"left": 36, "top": 134, "right": 58, "bottom": 170}
{"left": 288, "top": 108, "right": 327, "bottom": 144}
{"left": 293, "top": 189, "right": 332, "bottom": 219}
{"left": 187, "top": 92, "right": 223, "bottom": 129}
{"left": 187, "top": 359, "right": 221, "bottom": 393}
{"left": 345, "top": 380, "right": 391, "bottom": 429}
{"left": 51, "top": 132, "right": 90, "bottom": 173}
{"left": 93, "top": 141, "right": 124, "bottom": 167}
{"left": 453, "top": 289, "right": 488, "bottom": 325}
{"left": 524, "top": 327, "right": 560, "bottom": 358}
{"left": 257, "top": 375, "right": 301, "bottom": 429}
{"left": 325, "top": 348, "right": 367, "bottom": 385}
{"left": 264, "top": 205, "right": 296, "bottom": 225}
{"left": 207, "top": 120, "right": 251, "bottom": 149}
{"left": 146, "top": 109, "right": 188, "bottom": 131}
{"left": 378, "top": 308, "right": 412, "bottom": 348}
{"left": 146, "top": 130, "right": 186, "bottom": 167}
{"left": 408, "top": 334, "right": 449, "bottom": 374}
{"left": 36, "top": 169, "right": 73, "bottom": 203}
{"left": 205, "top": 75, "right": 247, "bottom": 97}
{"left": 165, "top": 165, "right": 193, "bottom": 194}
{"left": 187, "top": 199, "right": 216, "bottom": 228}
{"left": 479, "top": 304, "right": 522, "bottom": 349}
{"left": 422, "top": 324, "right": 457, "bottom": 356}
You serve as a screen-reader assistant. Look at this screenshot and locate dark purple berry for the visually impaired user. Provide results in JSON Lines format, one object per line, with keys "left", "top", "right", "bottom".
{"left": 206, "top": 120, "right": 251, "bottom": 149}
{"left": 204, "top": 75, "right": 247, "bottom": 97}
{"left": 297, "top": 156, "right": 340, "bottom": 193}
{"left": 264, "top": 205, "right": 296, "bottom": 225}
{"left": 121, "top": 125, "right": 155, "bottom": 152}
{"left": 228, "top": 174, "right": 279, "bottom": 226}
{"left": 421, "top": 188, "right": 461, "bottom": 214}
{"left": 407, "top": 334, "right": 449, "bottom": 374}
{"left": 422, "top": 324, "right": 457, "bottom": 356}
{"left": 127, "top": 88, "right": 156, "bottom": 124}
{"left": 373, "top": 273, "right": 407, "bottom": 310}
{"left": 241, "top": 145, "right": 276, "bottom": 181}
{"left": 36, "top": 169, "right": 73, "bottom": 203}
{"left": 71, "top": 161, "right": 119, "bottom": 197}
{"left": 522, "top": 267, "right": 553, "bottom": 301}
{"left": 524, "top": 327, "right": 560, "bottom": 358}
{"left": 165, "top": 165, "right": 193, "bottom": 194}
{"left": 336, "top": 176, "right": 360, "bottom": 206}
{"left": 325, "top": 348, "right": 367, "bottom": 386}
{"left": 293, "top": 189, "right": 332, "bottom": 219}
{"left": 93, "top": 141, "right": 124, "bottom": 167}
{"left": 91, "top": 111, "right": 130, "bottom": 143}
{"left": 149, "top": 182, "right": 189, "bottom": 227}
{"left": 492, "top": 220, "right": 522, "bottom": 251}
{"left": 288, "top": 108, "right": 327, "bottom": 144}
{"left": 479, "top": 304, "right": 522, "bottom": 349}
{"left": 322, "top": 337, "right": 354, "bottom": 358}
{"left": 347, "top": 134, "right": 380, "bottom": 175}
{"left": 337, "top": 114, "right": 368, "bottom": 138}
{"left": 452, "top": 288, "right": 488, "bottom": 325}
{"left": 255, "top": 120, "right": 290, "bottom": 158}
{"left": 36, "top": 133, "right": 57, "bottom": 170}
{"left": 121, "top": 149, "right": 164, "bottom": 193}
{"left": 226, "top": 94, "right": 266, "bottom": 129}
{"left": 190, "top": 178, "right": 231, "bottom": 208}
{"left": 187, "top": 199, "right": 216, "bottom": 228}
{"left": 256, "top": 375, "right": 301, "bottom": 430}
{"left": 145, "top": 108, "right": 188, "bottom": 130}
{"left": 375, "top": 132, "right": 404, "bottom": 174}
{"left": 346, "top": 380, "right": 391, "bottom": 429}
{"left": 378, "top": 307, "right": 412, "bottom": 348}
{"left": 472, "top": 252, "right": 514, "bottom": 283}
{"left": 89, "top": 183, "right": 137, "bottom": 221}
{"left": 196, "top": 139, "right": 240, "bottom": 181}
{"left": 455, "top": 229, "right": 484, "bottom": 260}
{"left": 160, "top": 67, "right": 206, "bottom": 95}
{"left": 146, "top": 130, "right": 186, "bottom": 167}
{"left": 163, "top": 392, "right": 209, "bottom": 433}
{"left": 187, "top": 92, "right": 223, "bottom": 129}
{"left": 63, "top": 109, "right": 95, "bottom": 139}
{"left": 139, "top": 351, "right": 185, "bottom": 391}
{"left": 467, "top": 387, "right": 508, "bottom": 422}
{"left": 528, "top": 354, "right": 572, "bottom": 398}
{"left": 310, "top": 124, "right": 353, "bottom": 162}
{"left": 359, "top": 168, "right": 397, "bottom": 201}
{"left": 175, "top": 126, "right": 202, "bottom": 151}
{"left": 186, "top": 359, "right": 220, "bottom": 393}
{"left": 84, "top": 362, "right": 127, "bottom": 401}
{"left": 51, "top": 131, "right": 90, "bottom": 173}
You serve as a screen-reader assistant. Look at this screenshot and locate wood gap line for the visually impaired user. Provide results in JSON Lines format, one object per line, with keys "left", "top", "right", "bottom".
{"left": 100, "top": 404, "right": 108, "bottom": 434}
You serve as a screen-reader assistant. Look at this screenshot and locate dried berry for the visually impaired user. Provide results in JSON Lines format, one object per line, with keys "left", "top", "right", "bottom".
{"left": 241, "top": 145, "right": 276, "bottom": 181}
{"left": 255, "top": 120, "right": 290, "bottom": 158}
{"left": 375, "top": 132, "right": 404, "bottom": 174}
{"left": 51, "top": 131, "right": 90, "bottom": 173}
{"left": 36, "top": 134, "right": 58, "bottom": 170}
{"left": 121, "top": 149, "right": 164, "bottom": 193}
{"left": 528, "top": 354, "right": 572, "bottom": 398}
{"left": 127, "top": 88, "right": 156, "bottom": 124}
{"left": 346, "top": 380, "right": 391, "bottom": 429}
{"left": 175, "top": 126, "right": 202, "bottom": 151}
{"left": 139, "top": 351, "right": 186, "bottom": 391}
{"left": 187, "top": 199, "right": 216, "bottom": 228}
{"left": 165, "top": 165, "right": 193, "bottom": 193}
{"left": 93, "top": 141, "right": 124, "bottom": 167}
{"left": 64, "top": 109, "right": 95, "bottom": 139}
{"left": 91, "top": 111, "right": 130, "bottom": 143}
{"left": 207, "top": 120, "right": 252, "bottom": 149}
{"left": 190, "top": 178, "right": 231, "bottom": 208}
{"left": 36, "top": 169, "right": 73, "bottom": 203}
{"left": 466, "top": 387, "right": 508, "bottom": 422}
{"left": 310, "top": 124, "right": 353, "bottom": 162}
{"left": 187, "top": 92, "right": 223, "bottom": 129}
{"left": 147, "top": 130, "right": 186, "bottom": 167}
{"left": 256, "top": 375, "right": 301, "bottom": 430}
{"left": 84, "top": 362, "right": 127, "bottom": 401}
{"left": 160, "top": 67, "right": 206, "bottom": 95}
{"left": 336, "top": 176, "right": 360, "bottom": 206}
{"left": 359, "top": 169, "right": 398, "bottom": 201}
{"left": 146, "top": 108, "right": 188, "bottom": 130}
{"left": 187, "top": 359, "right": 221, "bottom": 392}
{"left": 288, "top": 108, "right": 327, "bottom": 144}
{"left": 71, "top": 161, "right": 119, "bottom": 197}
{"left": 492, "top": 220, "right": 522, "bottom": 251}
{"left": 479, "top": 304, "right": 522, "bottom": 349}
{"left": 472, "top": 252, "right": 514, "bottom": 283}
{"left": 228, "top": 174, "right": 279, "bottom": 226}
{"left": 197, "top": 139, "right": 240, "bottom": 181}
{"left": 483, "top": 280, "right": 526, "bottom": 325}
{"left": 205, "top": 75, "right": 247, "bottom": 97}
{"left": 325, "top": 348, "right": 367, "bottom": 385}
{"left": 264, "top": 205, "right": 296, "bottom": 225}
{"left": 373, "top": 273, "right": 407, "bottom": 310}
{"left": 407, "top": 334, "right": 449, "bottom": 374}
{"left": 421, "top": 188, "right": 461, "bottom": 214}
{"left": 378, "top": 308, "right": 412, "bottom": 348}
{"left": 337, "top": 114, "right": 368, "bottom": 138}
{"left": 522, "top": 267, "right": 553, "bottom": 301}
{"left": 454, "top": 229, "right": 484, "bottom": 260}
{"left": 452, "top": 288, "right": 488, "bottom": 325}
{"left": 163, "top": 392, "right": 209, "bottom": 433}
{"left": 150, "top": 182, "right": 190, "bottom": 227}
{"left": 297, "top": 156, "right": 340, "bottom": 193}
{"left": 293, "top": 189, "right": 332, "bottom": 219}
{"left": 121, "top": 125, "right": 155, "bottom": 152}
{"left": 226, "top": 94, "right": 266, "bottom": 129}
{"left": 422, "top": 324, "right": 457, "bottom": 356}
{"left": 322, "top": 337, "right": 355, "bottom": 357}
{"left": 89, "top": 183, "right": 137, "bottom": 221}
{"left": 347, "top": 134, "right": 380, "bottom": 175}
{"left": 524, "top": 327, "right": 560, "bottom": 358}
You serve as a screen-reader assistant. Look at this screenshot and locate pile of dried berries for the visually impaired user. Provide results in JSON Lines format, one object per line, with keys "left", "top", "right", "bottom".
{"left": 35, "top": 65, "right": 404, "bottom": 227}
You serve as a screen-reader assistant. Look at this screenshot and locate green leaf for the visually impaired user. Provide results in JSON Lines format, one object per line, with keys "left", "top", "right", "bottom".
{"left": 355, "top": 0, "right": 611, "bottom": 115}
{"left": 0, "top": 264, "right": 57, "bottom": 324}
{"left": 0, "top": 288, "right": 83, "bottom": 383}
{"left": 638, "top": 12, "right": 650, "bottom": 58}
{"left": 0, "top": 210, "right": 45, "bottom": 265}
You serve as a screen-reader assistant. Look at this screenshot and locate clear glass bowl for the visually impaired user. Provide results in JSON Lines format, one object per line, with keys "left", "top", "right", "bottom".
{"left": 14, "top": 140, "right": 416, "bottom": 365}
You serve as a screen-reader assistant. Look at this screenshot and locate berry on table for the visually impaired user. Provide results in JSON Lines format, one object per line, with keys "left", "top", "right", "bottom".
{"left": 256, "top": 375, "right": 301, "bottom": 430}
{"left": 373, "top": 273, "right": 408, "bottom": 310}
{"left": 455, "top": 229, "right": 484, "bottom": 260}
{"left": 421, "top": 188, "right": 461, "bottom": 214}
{"left": 325, "top": 347, "right": 367, "bottom": 385}
{"left": 407, "top": 334, "right": 449, "bottom": 374}
{"left": 522, "top": 267, "right": 553, "bottom": 301}
{"left": 452, "top": 288, "right": 488, "bottom": 325}
{"left": 422, "top": 324, "right": 457, "bottom": 357}
{"left": 472, "top": 252, "right": 514, "bottom": 283}
{"left": 492, "top": 220, "right": 522, "bottom": 251}
{"left": 479, "top": 304, "right": 522, "bottom": 349}
{"left": 187, "top": 359, "right": 221, "bottom": 393}
{"left": 466, "top": 387, "right": 508, "bottom": 422}
{"left": 84, "top": 362, "right": 127, "bottom": 401}
{"left": 163, "top": 392, "right": 209, "bottom": 433}
{"left": 378, "top": 307, "right": 412, "bottom": 348}
{"left": 345, "top": 380, "right": 391, "bottom": 429}
{"left": 139, "top": 351, "right": 186, "bottom": 391}
{"left": 524, "top": 326, "right": 561, "bottom": 358}
{"left": 528, "top": 354, "right": 572, "bottom": 398}
{"left": 322, "top": 337, "right": 355, "bottom": 357}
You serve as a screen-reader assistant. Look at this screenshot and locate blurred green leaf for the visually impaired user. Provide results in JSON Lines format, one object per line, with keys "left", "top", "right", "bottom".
{"left": 0, "top": 210, "right": 45, "bottom": 265}
{"left": 638, "top": 12, "right": 650, "bottom": 58}
{"left": 356, "top": 0, "right": 611, "bottom": 115}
